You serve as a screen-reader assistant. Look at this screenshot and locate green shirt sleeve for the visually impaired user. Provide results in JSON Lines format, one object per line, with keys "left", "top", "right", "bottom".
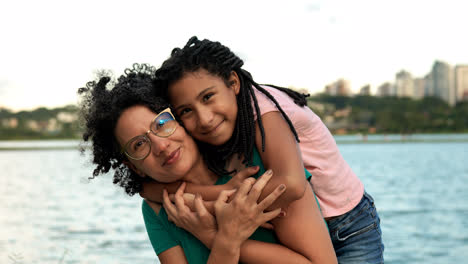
{"left": 142, "top": 200, "right": 179, "bottom": 256}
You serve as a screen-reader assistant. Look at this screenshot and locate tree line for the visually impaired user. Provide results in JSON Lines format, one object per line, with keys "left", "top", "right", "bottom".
{"left": 309, "top": 95, "right": 468, "bottom": 134}
{"left": 1, "top": 96, "right": 467, "bottom": 140}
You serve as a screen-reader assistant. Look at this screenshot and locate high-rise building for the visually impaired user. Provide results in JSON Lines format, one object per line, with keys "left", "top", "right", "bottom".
{"left": 432, "top": 60, "right": 455, "bottom": 106}
{"left": 455, "top": 65, "right": 468, "bottom": 102}
{"left": 413, "top": 78, "right": 425, "bottom": 99}
{"left": 377, "top": 82, "right": 393, "bottom": 97}
{"left": 395, "top": 70, "right": 414, "bottom": 98}
{"left": 325, "top": 79, "right": 351, "bottom": 96}
{"left": 424, "top": 73, "right": 434, "bottom": 97}
{"left": 359, "top": 84, "right": 371, "bottom": 96}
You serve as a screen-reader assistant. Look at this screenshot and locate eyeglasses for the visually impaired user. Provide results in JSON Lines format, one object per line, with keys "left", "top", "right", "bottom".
{"left": 121, "top": 108, "right": 178, "bottom": 160}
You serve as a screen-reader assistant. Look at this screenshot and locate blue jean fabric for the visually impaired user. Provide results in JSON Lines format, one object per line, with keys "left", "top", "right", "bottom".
{"left": 326, "top": 192, "right": 384, "bottom": 264}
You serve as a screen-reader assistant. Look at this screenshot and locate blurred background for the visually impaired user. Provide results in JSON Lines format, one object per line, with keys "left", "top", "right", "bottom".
{"left": 1, "top": 0, "right": 467, "bottom": 263}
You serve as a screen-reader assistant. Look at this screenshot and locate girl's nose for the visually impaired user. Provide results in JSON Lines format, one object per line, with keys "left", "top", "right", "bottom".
{"left": 197, "top": 106, "right": 214, "bottom": 128}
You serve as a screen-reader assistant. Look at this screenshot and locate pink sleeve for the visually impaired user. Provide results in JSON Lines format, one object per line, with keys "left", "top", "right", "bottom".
{"left": 252, "top": 87, "right": 280, "bottom": 120}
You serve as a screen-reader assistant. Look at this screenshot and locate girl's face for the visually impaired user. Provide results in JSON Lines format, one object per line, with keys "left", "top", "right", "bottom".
{"left": 114, "top": 105, "right": 201, "bottom": 183}
{"left": 168, "top": 69, "right": 240, "bottom": 146}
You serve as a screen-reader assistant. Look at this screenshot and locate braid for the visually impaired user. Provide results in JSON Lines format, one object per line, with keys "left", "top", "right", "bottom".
{"left": 261, "top": 84, "right": 310, "bottom": 107}
{"left": 252, "top": 83, "right": 301, "bottom": 143}
{"left": 154, "top": 36, "right": 306, "bottom": 175}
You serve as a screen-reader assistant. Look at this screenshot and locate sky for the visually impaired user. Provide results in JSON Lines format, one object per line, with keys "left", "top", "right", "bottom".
{"left": 1, "top": 0, "right": 467, "bottom": 111}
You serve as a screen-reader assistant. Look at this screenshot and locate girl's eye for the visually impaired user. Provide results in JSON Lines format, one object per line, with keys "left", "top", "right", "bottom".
{"left": 179, "top": 108, "right": 192, "bottom": 116}
{"left": 202, "top": 93, "right": 214, "bottom": 102}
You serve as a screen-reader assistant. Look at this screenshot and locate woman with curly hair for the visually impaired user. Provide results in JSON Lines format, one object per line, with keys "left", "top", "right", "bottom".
{"left": 78, "top": 64, "right": 336, "bottom": 264}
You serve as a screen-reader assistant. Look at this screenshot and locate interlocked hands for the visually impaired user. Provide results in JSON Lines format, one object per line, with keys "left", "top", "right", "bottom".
{"left": 162, "top": 169, "right": 286, "bottom": 248}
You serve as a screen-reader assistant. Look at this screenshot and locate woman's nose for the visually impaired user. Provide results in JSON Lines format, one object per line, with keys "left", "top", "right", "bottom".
{"left": 149, "top": 134, "right": 170, "bottom": 155}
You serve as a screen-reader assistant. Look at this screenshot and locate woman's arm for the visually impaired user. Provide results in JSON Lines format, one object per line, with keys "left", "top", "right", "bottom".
{"left": 157, "top": 246, "right": 188, "bottom": 264}
{"left": 254, "top": 111, "right": 309, "bottom": 210}
{"left": 142, "top": 200, "right": 189, "bottom": 264}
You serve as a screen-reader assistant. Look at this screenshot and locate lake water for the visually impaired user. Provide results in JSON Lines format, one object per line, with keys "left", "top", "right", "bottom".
{"left": 1, "top": 135, "right": 467, "bottom": 263}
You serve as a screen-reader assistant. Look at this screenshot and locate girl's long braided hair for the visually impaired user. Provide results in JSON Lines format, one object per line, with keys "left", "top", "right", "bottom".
{"left": 154, "top": 37, "right": 309, "bottom": 176}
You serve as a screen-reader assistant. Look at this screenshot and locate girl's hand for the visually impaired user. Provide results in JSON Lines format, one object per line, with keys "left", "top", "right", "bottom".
{"left": 168, "top": 190, "right": 195, "bottom": 210}
{"left": 163, "top": 183, "right": 217, "bottom": 248}
{"left": 225, "top": 166, "right": 260, "bottom": 190}
{"left": 214, "top": 170, "right": 286, "bottom": 247}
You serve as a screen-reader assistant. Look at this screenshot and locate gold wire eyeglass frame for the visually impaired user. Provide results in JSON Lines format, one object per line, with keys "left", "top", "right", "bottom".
{"left": 121, "top": 107, "right": 177, "bottom": 160}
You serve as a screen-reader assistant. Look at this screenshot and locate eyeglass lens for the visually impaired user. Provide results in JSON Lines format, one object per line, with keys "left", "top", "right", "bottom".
{"left": 127, "top": 136, "right": 151, "bottom": 159}
{"left": 126, "top": 111, "right": 177, "bottom": 159}
{"left": 152, "top": 112, "right": 176, "bottom": 136}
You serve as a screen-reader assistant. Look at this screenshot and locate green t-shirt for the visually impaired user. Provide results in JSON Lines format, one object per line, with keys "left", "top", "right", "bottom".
{"left": 142, "top": 147, "right": 312, "bottom": 263}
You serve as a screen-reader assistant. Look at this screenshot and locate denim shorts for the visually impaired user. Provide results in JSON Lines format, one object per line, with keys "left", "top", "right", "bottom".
{"left": 326, "top": 191, "right": 384, "bottom": 264}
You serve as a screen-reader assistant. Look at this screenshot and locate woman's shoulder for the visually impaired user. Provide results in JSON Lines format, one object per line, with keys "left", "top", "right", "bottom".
{"left": 142, "top": 199, "right": 163, "bottom": 218}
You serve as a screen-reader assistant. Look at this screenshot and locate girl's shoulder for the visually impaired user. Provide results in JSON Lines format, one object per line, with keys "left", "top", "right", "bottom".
{"left": 254, "top": 85, "right": 297, "bottom": 107}
{"left": 252, "top": 85, "right": 300, "bottom": 118}
{"left": 253, "top": 85, "right": 322, "bottom": 135}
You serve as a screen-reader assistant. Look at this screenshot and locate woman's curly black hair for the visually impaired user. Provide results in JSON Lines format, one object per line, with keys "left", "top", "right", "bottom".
{"left": 78, "top": 63, "right": 168, "bottom": 196}
{"left": 154, "top": 36, "right": 309, "bottom": 176}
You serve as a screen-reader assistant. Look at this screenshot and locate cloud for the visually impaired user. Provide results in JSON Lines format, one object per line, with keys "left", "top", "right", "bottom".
{"left": 0, "top": 80, "right": 10, "bottom": 96}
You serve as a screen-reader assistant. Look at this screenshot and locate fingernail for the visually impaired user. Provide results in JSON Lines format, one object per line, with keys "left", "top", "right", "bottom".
{"left": 279, "top": 184, "right": 286, "bottom": 191}
{"left": 279, "top": 211, "right": 286, "bottom": 217}
{"left": 266, "top": 169, "right": 272, "bottom": 175}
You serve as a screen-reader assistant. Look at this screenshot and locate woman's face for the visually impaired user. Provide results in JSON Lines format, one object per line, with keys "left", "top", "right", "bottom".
{"left": 168, "top": 69, "right": 240, "bottom": 146}
{"left": 114, "top": 105, "right": 201, "bottom": 183}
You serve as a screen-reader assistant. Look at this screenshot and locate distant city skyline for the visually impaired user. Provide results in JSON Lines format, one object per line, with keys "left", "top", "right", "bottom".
{"left": 323, "top": 60, "right": 468, "bottom": 106}
{"left": 1, "top": 0, "right": 468, "bottom": 111}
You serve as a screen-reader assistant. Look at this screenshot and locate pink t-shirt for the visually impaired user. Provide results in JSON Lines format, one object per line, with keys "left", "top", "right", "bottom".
{"left": 253, "top": 86, "right": 364, "bottom": 218}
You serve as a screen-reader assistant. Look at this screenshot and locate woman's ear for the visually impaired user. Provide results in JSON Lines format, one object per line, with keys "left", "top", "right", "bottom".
{"left": 228, "top": 71, "right": 241, "bottom": 95}
{"left": 123, "top": 160, "right": 146, "bottom": 178}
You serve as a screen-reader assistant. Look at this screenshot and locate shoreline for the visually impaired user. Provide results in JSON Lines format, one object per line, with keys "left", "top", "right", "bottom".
{"left": 1, "top": 136, "right": 468, "bottom": 151}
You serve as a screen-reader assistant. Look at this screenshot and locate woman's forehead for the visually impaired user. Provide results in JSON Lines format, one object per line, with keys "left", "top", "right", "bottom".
{"left": 114, "top": 106, "right": 154, "bottom": 142}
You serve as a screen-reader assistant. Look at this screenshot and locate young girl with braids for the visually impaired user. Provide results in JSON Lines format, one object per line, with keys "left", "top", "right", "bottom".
{"left": 142, "top": 36, "right": 384, "bottom": 263}
{"left": 79, "top": 64, "right": 336, "bottom": 263}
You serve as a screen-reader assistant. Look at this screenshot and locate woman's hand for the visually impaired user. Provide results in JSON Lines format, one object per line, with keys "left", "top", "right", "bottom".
{"left": 214, "top": 170, "right": 286, "bottom": 247}
{"left": 163, "top": 182, "right": 218, "bottom": 248}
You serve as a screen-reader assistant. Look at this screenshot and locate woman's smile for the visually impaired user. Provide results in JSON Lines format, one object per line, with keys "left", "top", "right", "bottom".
{"left": 162, "top": 147, "right": 181, "bottom": 166}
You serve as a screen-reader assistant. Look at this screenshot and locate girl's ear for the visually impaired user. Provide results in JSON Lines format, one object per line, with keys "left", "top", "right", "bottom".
{"left": 123, "top": 160, "right": 146, "bottom": 178}
{"left": 228, "top": 71, "right": 241, "bottom": 95}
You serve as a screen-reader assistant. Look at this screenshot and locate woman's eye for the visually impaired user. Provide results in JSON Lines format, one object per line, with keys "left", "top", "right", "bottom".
{"left": 133, "top": 139, "right": 145, "bottom": 150}
{"left": 157, "top": 119, "right": 169, "bottom": 128}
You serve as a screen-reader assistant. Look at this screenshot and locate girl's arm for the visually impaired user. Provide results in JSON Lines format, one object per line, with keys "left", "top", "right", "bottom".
{"left": 140, "top": 166, "right": 260, "bottom": 203}
{"left": 161, "top": 173, "right": 337, "bottom": 264}
{"left": 254, "top": 111, "right": 310, "bottom": 210}
{"left": 270, "top": 182, "right": 337, "bottom": 263}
